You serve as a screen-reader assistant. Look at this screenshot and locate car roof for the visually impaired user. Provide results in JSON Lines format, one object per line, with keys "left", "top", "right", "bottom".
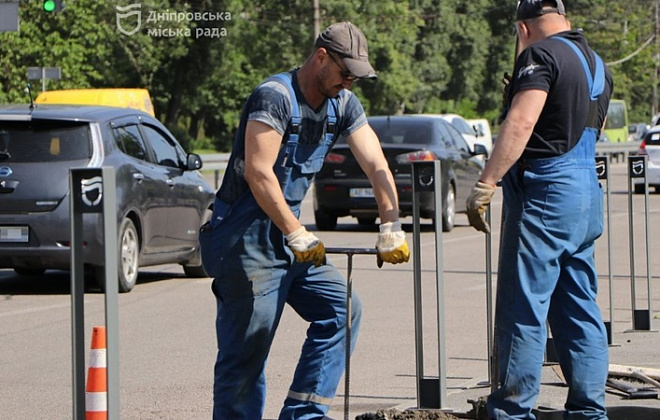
{"left": 368, "top": 115, "right": 443, "bottom": 124}
{"left": 411, "top": 113, "right": 464, "bottom": 120}
{"left": 0, "top": 104, "right": 154, "bottom": 123}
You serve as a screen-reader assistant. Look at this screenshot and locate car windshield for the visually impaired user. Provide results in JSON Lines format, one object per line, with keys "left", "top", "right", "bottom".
{"left": 0, "top": 121, "right": 92, "bottom": 163}
{"left": 369, "top": 120, "right": 434, "bottom": 145}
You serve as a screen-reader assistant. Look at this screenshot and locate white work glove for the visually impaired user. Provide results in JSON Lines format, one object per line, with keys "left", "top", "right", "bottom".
{"left": 466, "top": 181, "right": 496, "bottom": 233}
{"left": 375, "top": 221, "right": 410, "bottom": 268}
{"left": 286, "top": 227, "right": 326, "bottom": 267}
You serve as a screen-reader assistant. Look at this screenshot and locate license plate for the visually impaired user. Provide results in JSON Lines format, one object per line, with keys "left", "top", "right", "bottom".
{"left": 0, "top": 226, "right": 29, "bottom": 243}
{"left": 349, "top": 188, "right": 374, "bottom": 198}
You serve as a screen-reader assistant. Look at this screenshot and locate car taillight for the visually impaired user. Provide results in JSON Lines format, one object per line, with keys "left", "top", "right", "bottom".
{"left": 638, "top": 140, "right": 648, "bottom": 156}
{"left": 395, "top": 150, "right": 437, "bottom": 164}
{"left": 324, "top": 153, "right": 346, "bottom": 163}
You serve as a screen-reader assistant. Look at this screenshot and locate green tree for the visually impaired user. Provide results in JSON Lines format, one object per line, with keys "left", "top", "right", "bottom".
{"left": 1, "top": 0, "right": 657, "bottom": 150}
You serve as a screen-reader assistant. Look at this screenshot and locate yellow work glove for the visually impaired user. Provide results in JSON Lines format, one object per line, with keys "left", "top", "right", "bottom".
{"left": 466, "top": 181, "right": 496, "bottom": 233}
{"left": 375, "top": 221, "right": 410, "bottom": 268}
{"left": 286, "top": 227, "right": 326, "bottom": 267}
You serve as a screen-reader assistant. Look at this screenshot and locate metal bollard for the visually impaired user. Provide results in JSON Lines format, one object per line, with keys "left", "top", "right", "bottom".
{"left": 69, "top": 167, "right": 119, "bottom": 420}
{"left": 410, "top": 160, "right": 447, "bottom": 410}
{"left": 325, "top": 247, "right": 378, "bottom": 420}
{"left": 627, "top": 155, "right": 653, "bottom": 331}
{"left": 596, "top": 156, "right": 616, "bottom": 345}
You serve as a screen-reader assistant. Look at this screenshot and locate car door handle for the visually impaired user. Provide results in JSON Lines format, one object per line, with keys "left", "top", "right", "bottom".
{"left": 133, "top": 173, "right": 144, "bottom": 182}
{"left": 166, "top": 178, "right": 174, "bottom": 187}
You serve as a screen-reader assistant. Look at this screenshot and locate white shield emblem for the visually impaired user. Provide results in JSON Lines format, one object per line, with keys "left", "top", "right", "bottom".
{"left": 116, "top": 4, "right": 142, "bottom": 36}
{"left": 595, "top": 160, "right": 606, "bottom": 178}
{"left": 632, "top": 159, "right": 645, "bottom": 176}
{"left": 81, "top": 176, "right": 103, "bottom": 207}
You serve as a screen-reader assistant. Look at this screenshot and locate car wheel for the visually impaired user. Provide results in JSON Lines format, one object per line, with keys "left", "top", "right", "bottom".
{"left": 95, "top": 218, "right": 140, "bottom": 293}
{"left": 634, "top": 183, "right": 646, "bottom": 194}
{"left": 14, "top": 267, "right": 46, "bottom": 276}
{"left": 357, "top": 217, "right": 376, "bottom": 226}
{"left": 117, "top": 218, "right": 139, "bottom": 292}
{"left": 183, "top": 264, "right": 207, "bottom": 278}
{"left": 442, "top": 184, "right": 456, "bottom": 232}
{"left": 315, "top": 210, "right": 337, "bottom": 231}
{"left": 183, "top": 209, "right": 212, "bottom": 278}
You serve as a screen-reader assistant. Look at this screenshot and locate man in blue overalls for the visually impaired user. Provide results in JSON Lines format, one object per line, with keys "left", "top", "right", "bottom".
{"left": 200, "top": 22, "right": 410, "bottom": 420}
{"left": 466, "top": 1, "right": 613, "bottom": 419}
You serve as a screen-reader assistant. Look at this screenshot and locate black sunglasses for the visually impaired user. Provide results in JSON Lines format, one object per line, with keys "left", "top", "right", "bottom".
{"left": 327, "top": 52, "right": 358, "bottom": 82}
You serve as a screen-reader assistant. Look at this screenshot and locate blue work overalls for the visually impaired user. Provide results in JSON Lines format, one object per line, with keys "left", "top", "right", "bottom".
{"left": 487, "top": 39, "right": 609, "bottom": 419}
{"left": 200, "top": 73, "right": 362, "bottom": 420}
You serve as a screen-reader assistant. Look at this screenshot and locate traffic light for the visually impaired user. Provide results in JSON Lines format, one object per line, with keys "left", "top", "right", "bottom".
{"left": 43, "top": 0, "right": 63, "bottom": 13}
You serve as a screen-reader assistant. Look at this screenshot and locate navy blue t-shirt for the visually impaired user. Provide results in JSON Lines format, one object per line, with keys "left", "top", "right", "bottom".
{"left": 218, "top": 69, "right": 367, "bottom": 204}
{"left": 508, "top": 30, "right": 613, "bottom": 158}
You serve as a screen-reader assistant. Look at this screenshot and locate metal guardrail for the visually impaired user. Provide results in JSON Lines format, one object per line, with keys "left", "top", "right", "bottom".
{"left": 199, "top": 153, "right": 231, "bottom": 171}
{"left": 199, "top": 141, "right": 641, "bottom": 189}
{"left": 595, "top": 141, "right": 640, "bottom": 157}
{"left": 200, "top": 153, "right": 230, "bottom": 188}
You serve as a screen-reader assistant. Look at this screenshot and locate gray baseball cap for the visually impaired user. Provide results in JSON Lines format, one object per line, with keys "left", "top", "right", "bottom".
{"left": 315, "top": 22, "right": 377, "bottom": 79}
{"left": 516, "top": 0, "right": 566, "bottom": 21}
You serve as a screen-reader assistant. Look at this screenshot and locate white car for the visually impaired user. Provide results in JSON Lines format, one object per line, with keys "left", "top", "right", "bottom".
{"left": 467, "top": 118, "right": 493, "bottom": 155}
{"left": 634, "top": 126, "right": 660, "bottom": 193}
{"left": 413, "top": 114, "right": 491, "bottom": 157}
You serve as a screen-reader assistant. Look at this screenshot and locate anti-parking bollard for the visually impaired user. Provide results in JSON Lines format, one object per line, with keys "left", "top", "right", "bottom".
{"left": 70, "top": 167, "right": 119, "bottom": 420}
{"left": 627, "top": 155, "right": 653, "bottom": 331}
{"left": 410, "top": 160, "right": 447, "bottom": 410}
{"left": 596, "top": 156, "right": 615, "bottom": 345}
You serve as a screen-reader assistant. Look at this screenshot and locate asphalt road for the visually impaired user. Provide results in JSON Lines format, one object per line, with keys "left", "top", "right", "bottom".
{"left": 0, "top": 162, "right": 659, "bottom": 419}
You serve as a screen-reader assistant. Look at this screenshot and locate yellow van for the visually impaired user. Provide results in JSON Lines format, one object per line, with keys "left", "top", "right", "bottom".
{"left": 35, "top": 88, "right": 155, "bottom": 117}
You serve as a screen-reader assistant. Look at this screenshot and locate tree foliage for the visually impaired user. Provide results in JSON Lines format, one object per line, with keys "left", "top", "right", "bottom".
{"left": 1, "top": 0, "right": 658, "bottom": 150}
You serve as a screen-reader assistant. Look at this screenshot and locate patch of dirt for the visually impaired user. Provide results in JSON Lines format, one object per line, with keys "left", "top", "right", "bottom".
{"left": 355, "top": 408, "right": 465, "bottom": 420}
{"left": 355, "top": 398, "right": 488, "bottom": 420}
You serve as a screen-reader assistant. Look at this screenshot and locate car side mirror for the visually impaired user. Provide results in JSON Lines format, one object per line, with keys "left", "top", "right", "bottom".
{"left": 472, "top": 143, "right": 488, "bottom": 156}
{"left": 186, "top": 153, "right": 203, "bottom": 170}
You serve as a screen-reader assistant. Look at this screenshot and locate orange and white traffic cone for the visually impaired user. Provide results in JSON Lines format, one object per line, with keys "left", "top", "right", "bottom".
{"left": 86, "top": 326, "right": 107, "bottom": 420}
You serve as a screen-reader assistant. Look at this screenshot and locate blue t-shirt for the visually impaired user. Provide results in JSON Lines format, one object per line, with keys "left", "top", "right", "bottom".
{"left": 218, "top": 69, "right": 367, "bottom": 204}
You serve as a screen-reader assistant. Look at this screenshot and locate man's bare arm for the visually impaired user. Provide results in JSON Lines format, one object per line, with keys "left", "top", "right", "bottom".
{"left": 345, "top": 123, "right": 399, "bottom": 223}
{"left": 244, "top": 120, "right": 302, "bottom": 235}
{"left": 479, "top": 89, "right": 548, "bottom": 186}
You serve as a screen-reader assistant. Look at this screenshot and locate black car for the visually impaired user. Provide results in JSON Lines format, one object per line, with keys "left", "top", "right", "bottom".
{"left": 0, "top": 105, "right": 215, "bottom": 292}
{"left": 313, "top": 115, "right": 486, "bottom": 231}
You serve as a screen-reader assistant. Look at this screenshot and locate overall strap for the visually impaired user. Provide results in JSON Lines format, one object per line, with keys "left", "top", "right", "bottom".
{"left": 325, "top": 97, "right": 338, "bottom": 143}
{"left": 271, "top": 73, "right": 301, "bottom": 143}
{"left": 271, "top": 72, "right": 339, "bottom": 145}
{"left": 553, "top": 36, "right": 605, "bottom": 129}
{"left": 553, "top": 36, "right": 605, "bottom": 100}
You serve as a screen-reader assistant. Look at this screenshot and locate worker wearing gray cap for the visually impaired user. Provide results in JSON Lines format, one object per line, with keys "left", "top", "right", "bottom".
{"left": 201, "top": 21, "right": 409, "bottom": 420}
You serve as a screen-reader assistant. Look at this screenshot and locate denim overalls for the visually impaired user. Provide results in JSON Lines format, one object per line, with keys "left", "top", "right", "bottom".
{"left": 200, "top": 73, "right": 362, "bottom": 420}
{"left": 487, "top": 40, "right": 609, "bottom": 419}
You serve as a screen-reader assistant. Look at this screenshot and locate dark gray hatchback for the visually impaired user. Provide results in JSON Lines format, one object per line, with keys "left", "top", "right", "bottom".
{"left": 0, "top": 105, "right": 215, "bottom": 292}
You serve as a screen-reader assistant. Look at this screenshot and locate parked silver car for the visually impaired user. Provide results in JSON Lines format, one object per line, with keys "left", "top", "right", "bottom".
{"left": 634, "top": 126, "right": 660, "bottom": 194}
{"left": 0, "top": 105, "right": 215, "bottom": 292}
